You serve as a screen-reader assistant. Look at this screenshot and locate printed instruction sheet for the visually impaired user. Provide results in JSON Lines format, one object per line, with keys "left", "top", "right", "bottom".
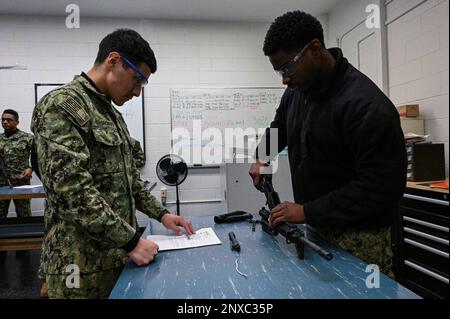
{"left": 146, "top": 227, "right": 222, "bottom": 251}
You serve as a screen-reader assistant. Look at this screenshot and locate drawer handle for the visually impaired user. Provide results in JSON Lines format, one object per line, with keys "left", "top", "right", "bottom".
{"left": 404, "top": 227, "right": 449, "bottom": 245}
{"left": 404, "top": 260, "right": 449, "bottom": 284}
{"left": 404, "top": 238, "right": 449, "bottom": 258}
{"left": 403, "top": 216, "right": 449, "bottom": 233}
{"left": 403, "top": 194, "right": 449, "bottom": 206}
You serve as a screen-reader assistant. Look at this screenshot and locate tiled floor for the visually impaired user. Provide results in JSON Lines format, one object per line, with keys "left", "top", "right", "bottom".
{"left": 0, "top": 250, "right": 42, "bottom": 299}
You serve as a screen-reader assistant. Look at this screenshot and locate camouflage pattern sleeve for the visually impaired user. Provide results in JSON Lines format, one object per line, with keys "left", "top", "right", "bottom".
{"left": 131, "top": 155, "right": 167, "bottom": 221}
{"left": 130, "top": 138, "right": 145, "bottom": 169}
{"left": 32, "top": 93, "right": 136, "bottom": 248}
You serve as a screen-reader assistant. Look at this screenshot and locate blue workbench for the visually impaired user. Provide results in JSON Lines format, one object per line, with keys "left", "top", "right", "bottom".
{"left": 110, "top": 215, "right": 420, "bottom": 299}
{"left": 0, "top": 185, "right": 45, "bottom": 199}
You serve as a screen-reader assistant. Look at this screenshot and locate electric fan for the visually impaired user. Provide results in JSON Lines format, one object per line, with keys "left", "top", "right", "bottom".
{"left": 156, "top": 154, "right": 188, "bottom": 216}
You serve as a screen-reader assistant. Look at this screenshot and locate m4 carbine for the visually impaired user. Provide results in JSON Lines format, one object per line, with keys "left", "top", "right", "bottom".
{"left": 0, "top": 153, "right": 13, "bottom": 188}
{"left": 258, "top": 175, "right": 332, "bottom": 261}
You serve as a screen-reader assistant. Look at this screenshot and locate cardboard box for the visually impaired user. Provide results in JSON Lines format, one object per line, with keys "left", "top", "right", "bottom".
{"left": 397, "top": 104, "right": 419, "bottom": 117}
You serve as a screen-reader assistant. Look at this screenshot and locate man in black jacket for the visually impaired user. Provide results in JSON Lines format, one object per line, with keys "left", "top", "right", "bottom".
{"left": 249, "top": 11, "right": 407, "bottom": 277}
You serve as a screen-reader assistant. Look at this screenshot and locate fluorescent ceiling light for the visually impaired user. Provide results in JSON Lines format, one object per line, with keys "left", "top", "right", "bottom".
{"left": 0, "top": 63, "right": 28, "bottom": 70}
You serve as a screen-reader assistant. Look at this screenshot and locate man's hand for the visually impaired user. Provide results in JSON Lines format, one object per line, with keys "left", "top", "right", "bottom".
{"left": 128, "top": 238, "right": 159, "bottom": 266}
{"left": 269, "top": 202, "right": 305, "bottom": 226}
{"left": 161, "top": 214, "right": 195, "bottom": 236}
{"left": 20, "top": 168, "right": 33, "bottom": 180}
{"left": 249, "top": 160, "right": 266, "bottom": 189}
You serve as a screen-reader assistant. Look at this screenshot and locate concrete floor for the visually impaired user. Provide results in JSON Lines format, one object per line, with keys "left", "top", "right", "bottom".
{"left": 0, "top": 250, "right": 42, "bottom": 299}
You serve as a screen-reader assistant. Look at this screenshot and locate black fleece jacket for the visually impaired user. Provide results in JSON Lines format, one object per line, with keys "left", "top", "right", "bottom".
{"left": 260, "top": 48, "right": 407, "bottom": 229}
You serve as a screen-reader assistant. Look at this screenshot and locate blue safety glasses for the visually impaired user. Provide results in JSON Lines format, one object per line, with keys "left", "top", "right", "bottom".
{"left": 120, "top": 55, "right": 149, "bottom": 87}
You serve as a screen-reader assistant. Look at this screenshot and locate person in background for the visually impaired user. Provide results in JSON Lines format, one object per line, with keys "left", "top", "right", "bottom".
{"left": 0, "top": 109, "right": 34, "bottom": 218}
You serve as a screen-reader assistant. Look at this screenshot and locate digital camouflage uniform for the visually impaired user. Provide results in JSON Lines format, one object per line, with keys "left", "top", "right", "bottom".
{"left": 31, "top": 75, "right": 166, "bottom": 299}
{"left": 0, "top": 130, "right": 34, "bottom": 218}
{"left": 130, "top": 137, "right": 145, "bottom": 169}
{"left": 313, "top": 226, "right": 395, "bottom": 278}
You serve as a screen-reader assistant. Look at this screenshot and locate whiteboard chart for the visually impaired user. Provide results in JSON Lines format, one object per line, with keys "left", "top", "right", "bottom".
{"left": 170, "top": 87, "right": 284, "bottom": 165}
{"left": 34, "top": 83, "right": 145, "bottom": 156}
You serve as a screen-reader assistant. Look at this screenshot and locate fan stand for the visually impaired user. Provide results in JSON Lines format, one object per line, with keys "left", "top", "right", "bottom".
{"left": 175, "top": 184, "right": 181, "bottom": 216}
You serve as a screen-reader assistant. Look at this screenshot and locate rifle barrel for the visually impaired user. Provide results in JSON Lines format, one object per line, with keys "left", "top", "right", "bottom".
{"left": 300, "top": 237, "right": 333, "bottom": 261}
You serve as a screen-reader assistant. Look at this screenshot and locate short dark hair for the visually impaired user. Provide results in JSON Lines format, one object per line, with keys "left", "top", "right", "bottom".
{"left": 3, "top": 109, "right": 19, "bottom": 121}
{"left": 95, "top": 28, "right": 157, "bottom": 73}
{"left": 263, "top": 11, "right": 325, "bottom": 56}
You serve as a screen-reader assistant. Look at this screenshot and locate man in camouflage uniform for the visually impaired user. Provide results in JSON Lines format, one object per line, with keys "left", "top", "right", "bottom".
{"left": 31, "top": 29, "right": 195, "bottom": 299}
{"left": 249, "top": 12, "right": 406, "bottom": 278}
{"left": 0, "top": 109, "right": 34, "bottom": 218}
{"left": 130, "top": 137, "right": 145, "bottom": 169}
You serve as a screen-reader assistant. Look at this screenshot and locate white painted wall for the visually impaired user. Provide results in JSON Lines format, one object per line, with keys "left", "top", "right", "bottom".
{"left": 1, "top": 14, "right": 328, "bottom": 221}
{"left": 327, "top": 0, "right": 449, "bottom": 176}
{"left": 1, "top": 2, "right": 447, "bottom": 222}
{"left": 387, "top": 0, "right": 449, "bottom": 175}
{"left": 327, "top": 0, "right": 385, "bottom": 89}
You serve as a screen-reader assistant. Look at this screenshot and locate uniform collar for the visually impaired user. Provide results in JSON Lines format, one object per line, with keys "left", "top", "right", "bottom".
{"left": 4, "top": 129, "right": 20, "bottom": 138}
{"left": 74, "top": 73, "right": 111, "bottom": 104}
{"left": 81, "top": 72, "right": 102, "bottom": 93}
{"left": 305, "top": 47, "right": 349, "bottom": 99}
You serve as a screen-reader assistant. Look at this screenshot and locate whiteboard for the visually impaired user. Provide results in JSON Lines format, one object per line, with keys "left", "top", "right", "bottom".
{"left": 34, "top": 83, "right": 145, "bottom": 156}
{"left": 170, "top": 87, "right": 284, "bottom": 165}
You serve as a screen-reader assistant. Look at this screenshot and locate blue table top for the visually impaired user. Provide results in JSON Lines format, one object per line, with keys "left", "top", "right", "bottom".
{"left": 0, "top": 185, "right": 45, "bottom": 196}
{"left": 110, "top": 215, "right": 421, "bottom": 299}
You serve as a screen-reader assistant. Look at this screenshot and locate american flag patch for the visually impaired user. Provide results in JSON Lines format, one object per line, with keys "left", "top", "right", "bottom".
{"left": 60, "top": 98, "right": 89, "bottom": 126}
